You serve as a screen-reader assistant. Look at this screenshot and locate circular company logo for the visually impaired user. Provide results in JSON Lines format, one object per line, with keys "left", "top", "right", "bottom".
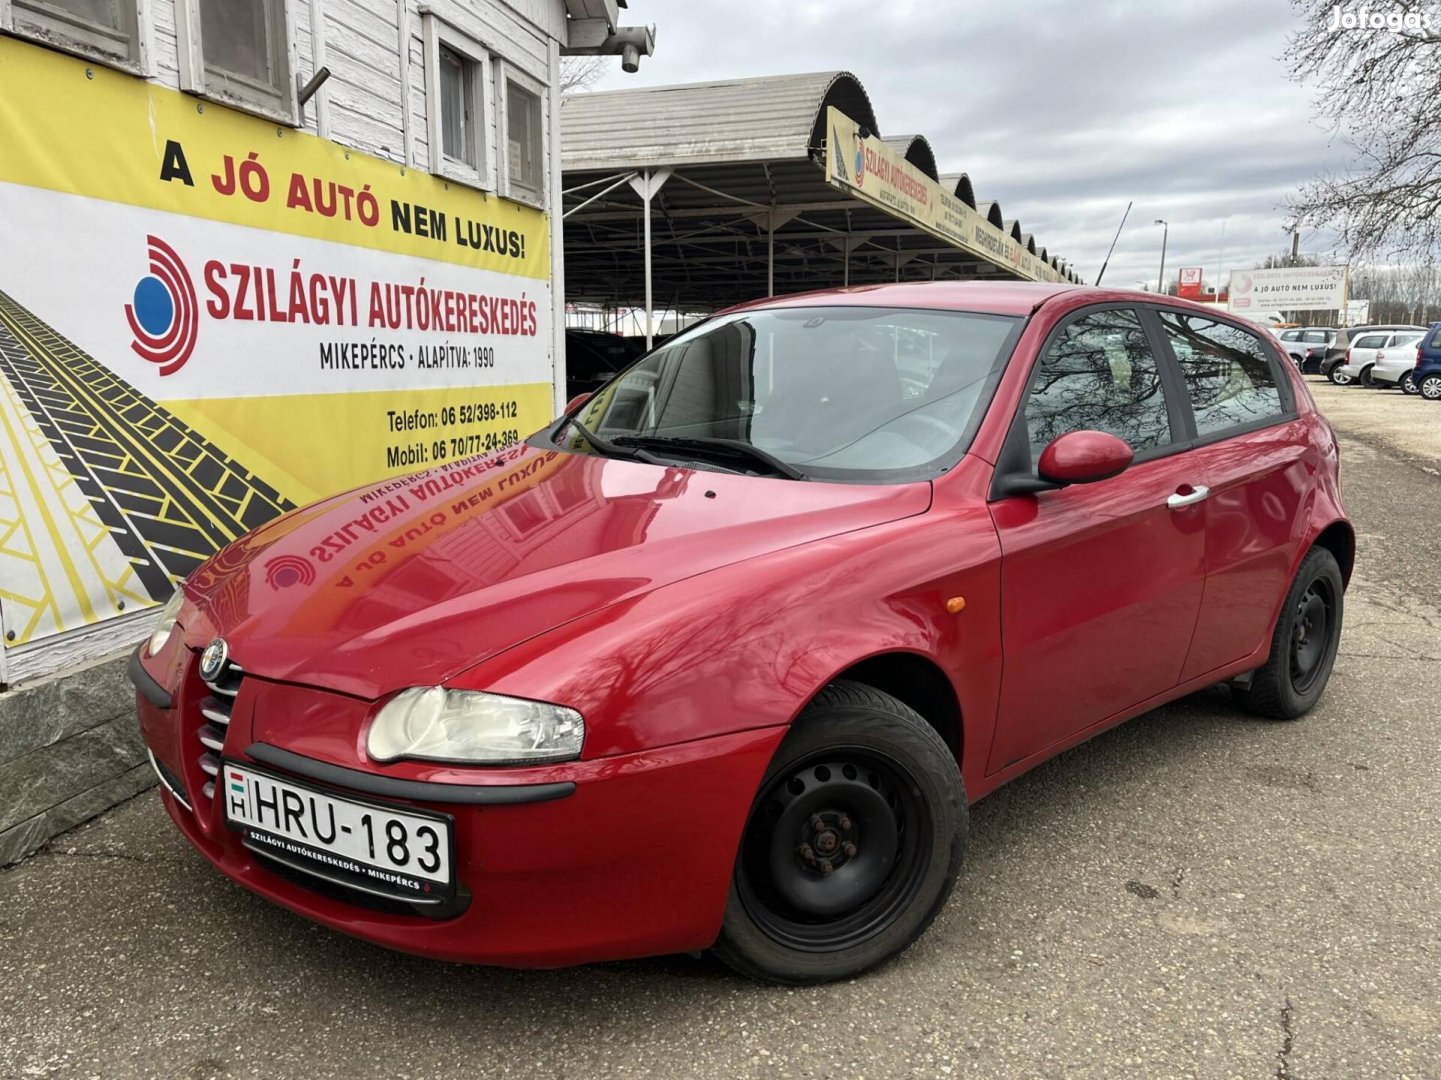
{"left": 124, "top": 234, "right": 199, "bottom": 376}
{"left": 199, "top": 638, "right": 230, "bottom": 682}
{"left": 264, "top": 554, "right": 316, "bottom": 591}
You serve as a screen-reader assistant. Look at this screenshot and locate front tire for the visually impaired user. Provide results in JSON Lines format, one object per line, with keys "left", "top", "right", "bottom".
{"left": 1235, "top": 547, "right": 1344, "bottom": 720}
{"left": 713, "top": 681, "right": 966, "bottom": 984}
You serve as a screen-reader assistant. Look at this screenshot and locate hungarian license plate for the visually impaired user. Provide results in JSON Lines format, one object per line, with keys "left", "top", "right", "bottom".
{"left": 222, "top": 761, "right": 454, "bottom": 902}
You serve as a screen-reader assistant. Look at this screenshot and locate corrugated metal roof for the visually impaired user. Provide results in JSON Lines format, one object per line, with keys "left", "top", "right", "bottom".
{"left": 939, "top": 172, "right": 976, "bottom": 209}
{"left": 561, "top": 71, "right": 877, "bottom": 170}
{"left": 560, "top": 70, "right": 1083, "bottom": 300}
{"left": 881, "top": 134, "right": 939, "bottom": 180}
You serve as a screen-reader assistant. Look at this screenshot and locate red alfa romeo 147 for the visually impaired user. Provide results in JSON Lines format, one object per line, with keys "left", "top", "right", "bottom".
{"left": 131, "top": 282, "right": 1351, "bottom": 984}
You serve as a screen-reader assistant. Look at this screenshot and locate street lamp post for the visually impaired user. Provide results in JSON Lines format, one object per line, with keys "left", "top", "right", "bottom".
{"left": 1154, "top": 218, "right": 1169, "bottom": 295}
{"left": 1216, "top": 219, "right": 1226, "bottom": 301}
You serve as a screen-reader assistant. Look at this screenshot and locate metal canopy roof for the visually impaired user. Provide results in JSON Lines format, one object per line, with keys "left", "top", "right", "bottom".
{"left": 561, "top": 70, "right": 1080, "bottom": 316}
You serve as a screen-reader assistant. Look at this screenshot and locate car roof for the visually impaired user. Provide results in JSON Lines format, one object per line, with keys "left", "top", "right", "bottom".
{"left": 715, "top": 281, "right": 1285, "bottom": 320}
{"left": 715, "top": 281, "right": 1082, "bottom": 317}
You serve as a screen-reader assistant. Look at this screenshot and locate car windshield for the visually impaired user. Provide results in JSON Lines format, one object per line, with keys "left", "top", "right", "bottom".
{"left": 553, "top": 305, "right": 1021, "bottom": 482}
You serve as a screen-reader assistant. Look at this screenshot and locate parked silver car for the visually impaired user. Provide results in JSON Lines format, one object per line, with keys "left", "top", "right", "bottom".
{"left": 1331, "top": 330, "right": 1427, "bottom": 388}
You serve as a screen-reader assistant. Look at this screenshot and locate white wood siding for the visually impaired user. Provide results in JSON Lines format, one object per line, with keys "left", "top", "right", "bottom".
{"left": 131, "top": 0, "right": 560, "bottom": 176}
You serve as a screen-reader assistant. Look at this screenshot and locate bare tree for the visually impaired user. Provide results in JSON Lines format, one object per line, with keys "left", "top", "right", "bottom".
{"left": 1256, "top": 252, "right": 1323, "bottom": 269}
{"left": 1285, "top": 1, "right": 1441, "bottom": 261}
{"left": 1350, "top": 263, "right": 1441, "bottom": 322}
{"left": 559, "top": 55, "right": 606, "bottom": 95}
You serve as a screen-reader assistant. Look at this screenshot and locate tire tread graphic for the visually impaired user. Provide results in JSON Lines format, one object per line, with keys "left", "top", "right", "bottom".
{"left": 0, "top": 289, "right": 293, "bottom": 644}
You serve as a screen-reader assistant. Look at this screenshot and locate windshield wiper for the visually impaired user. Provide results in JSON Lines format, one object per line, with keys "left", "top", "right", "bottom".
{"left": 612, "top": 435, "right": 807, "bottom": 480}
{"left": 562, "top": 416, "right": 669, "bottom": 467}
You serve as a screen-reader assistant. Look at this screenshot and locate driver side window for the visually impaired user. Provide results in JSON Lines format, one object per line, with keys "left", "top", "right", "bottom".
{"left": 1024, "top": 307, "right": 1171, "bottom": 464}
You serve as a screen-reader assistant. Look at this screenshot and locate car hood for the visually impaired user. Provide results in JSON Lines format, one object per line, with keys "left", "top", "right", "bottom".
{"left": 178, "top": 444, "right": 931, "bottom": 699}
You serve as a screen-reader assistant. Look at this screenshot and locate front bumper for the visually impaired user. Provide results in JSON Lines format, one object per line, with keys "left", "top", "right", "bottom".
{"left": 134, "top": 647, "right": 785, "bottom": 967}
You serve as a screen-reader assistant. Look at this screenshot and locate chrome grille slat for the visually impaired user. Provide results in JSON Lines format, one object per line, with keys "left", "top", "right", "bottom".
{"left": 196, "top": 647, "right": 244, "bottom": 801}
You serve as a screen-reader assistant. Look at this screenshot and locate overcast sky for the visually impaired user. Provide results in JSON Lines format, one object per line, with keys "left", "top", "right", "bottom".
{"left": 593, "top": 0, "right": 1351, "bottom": 292}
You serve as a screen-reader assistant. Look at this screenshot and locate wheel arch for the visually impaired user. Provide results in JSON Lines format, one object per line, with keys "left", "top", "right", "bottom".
{"left": 818, "top": 651, "right": 963, "bottom": 767}
{"left": 1312, "top": 518, "right": 1356, "bottom": 587}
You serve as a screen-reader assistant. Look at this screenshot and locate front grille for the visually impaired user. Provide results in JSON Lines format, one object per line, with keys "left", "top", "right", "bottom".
{"left": 196, "top": 658, "right": 244, "bottom": 800}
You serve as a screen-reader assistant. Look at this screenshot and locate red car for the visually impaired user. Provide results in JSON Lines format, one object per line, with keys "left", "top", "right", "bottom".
{"left": 131, "top": 282, "right": 1351, "bottom": 984}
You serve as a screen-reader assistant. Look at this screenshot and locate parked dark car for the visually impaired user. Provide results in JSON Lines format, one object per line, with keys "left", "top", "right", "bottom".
{"left": 1274, "top": 327, "right": 1335, "bottom": 373}
{"left": 1320, "top": 324, "right": 1426, "bottom": 380}
{"left": 1413, "top": 322, "right": 1441, "bottom": 400}
{"left": 565, "top": 330, "right": 646, "bottom": 400}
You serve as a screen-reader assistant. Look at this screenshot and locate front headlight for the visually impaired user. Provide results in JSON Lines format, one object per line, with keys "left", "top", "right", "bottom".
{"left": 144, "top": 590, "right": 186, "bottom": 657}
{"left": 366, "top": 687, "right": 585, "bottom": 766}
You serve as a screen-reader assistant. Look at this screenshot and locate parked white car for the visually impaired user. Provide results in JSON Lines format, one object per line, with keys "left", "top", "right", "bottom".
{"left": 1331, "top": 330, "right": 1426, "bottom": 388}
{"left": 1330, "top": 331, "right": 1392, "bottom": 385}
{"left": 1368, "top": 332, "right": 1428, "bottom": 390}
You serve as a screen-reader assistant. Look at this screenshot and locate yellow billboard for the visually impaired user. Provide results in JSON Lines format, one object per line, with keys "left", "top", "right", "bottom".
{"left": 824, "top": 107, "right": 1063, "bottom": 285}
{"left": 0, "top": 37, "right": 555, "bottom": 653}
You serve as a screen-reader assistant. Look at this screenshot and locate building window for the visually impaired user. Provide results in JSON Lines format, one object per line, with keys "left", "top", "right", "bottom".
{"left": 5, "top": 0, "right": 140, "bottom": 69}
{"left": 438, "top": 44, "right": 479, "bottom": 170}
{"left": 502, "top": 68, "right": 543, "bottom": 205}
{"left": 422, "top": 14, "right": 491, "bottom": 189}
{"left": 176, "top": 0, "right": 294, "bottom": 124}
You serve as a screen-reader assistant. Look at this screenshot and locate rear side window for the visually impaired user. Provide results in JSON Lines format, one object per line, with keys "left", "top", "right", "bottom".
{"left": 1158, "top": 312, "right": 1284, "bottom": 437}
{"left": 1429, "top": 328, "right": 1441, "bottom": 348}
{"left": 1025, "top": 307, "right": 1171, "bottom": 459}
{"left": 1353, "top": 334, "right": 1389, "bottom": 350}
{"left": 1302, "top": 330, "right": 1329, "bottom": 343}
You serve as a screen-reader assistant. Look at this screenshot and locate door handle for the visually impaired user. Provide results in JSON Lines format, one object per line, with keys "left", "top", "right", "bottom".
{"left": 1167, "top": 485, "right": 1210, "bottom": 509}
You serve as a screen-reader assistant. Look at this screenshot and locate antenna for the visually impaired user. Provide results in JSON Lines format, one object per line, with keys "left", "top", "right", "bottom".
{"left": 1093, "top": 201, "right": 1132, "bottom": 286}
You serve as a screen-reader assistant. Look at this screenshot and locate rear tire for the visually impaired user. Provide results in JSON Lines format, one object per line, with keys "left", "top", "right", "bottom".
{"left": 1328, "top": 366, "right": 1353, "bottom": 386}
{"left": 1421, "top": 374, "right": 1441, "bottom": 401}
{"left": 1401, "top": 372, "right": 1421, "bottom": 395}
{"left": 712, "top": 681, "right": 966, "bottom": 984}
{"left": 1235, "top": 547, "right": 1344, "bottom": 720}
{"left": 1358, "top": 365, "right": 1375, "bottom": 388}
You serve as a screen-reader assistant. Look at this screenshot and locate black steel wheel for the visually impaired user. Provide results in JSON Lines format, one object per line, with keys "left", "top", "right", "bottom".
{"left": 1289, "top": 577, "right": 1335, "bottom": 695}
{"left": 713, "top": 681, "right": 965, "bottom": 984}
{"left": 1236, "top": 546, "right": 1345, "bottom": 720}
{"left": 736, "top": 749, "right": 929, "bottom": 952}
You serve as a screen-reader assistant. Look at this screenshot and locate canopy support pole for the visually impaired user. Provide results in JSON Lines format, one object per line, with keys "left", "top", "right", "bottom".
{"left": 628, "top": 168, "right": 672, "bottom": 349}
{"left": 758, "top": 208, "right": 799, "bottom": 297}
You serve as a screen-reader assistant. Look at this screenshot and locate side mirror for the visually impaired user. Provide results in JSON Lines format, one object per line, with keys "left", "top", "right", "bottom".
{"left": 1037, "top": 430, "right": 1133, "bottom": 486}
{"left": 565, "top": 392, "right": 592, "bottom": 414}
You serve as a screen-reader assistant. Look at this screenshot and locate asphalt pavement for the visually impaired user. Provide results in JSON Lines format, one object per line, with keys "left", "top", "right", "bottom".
{"left": 2, "top": 376, "right": 1439, "bottom": 1080}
